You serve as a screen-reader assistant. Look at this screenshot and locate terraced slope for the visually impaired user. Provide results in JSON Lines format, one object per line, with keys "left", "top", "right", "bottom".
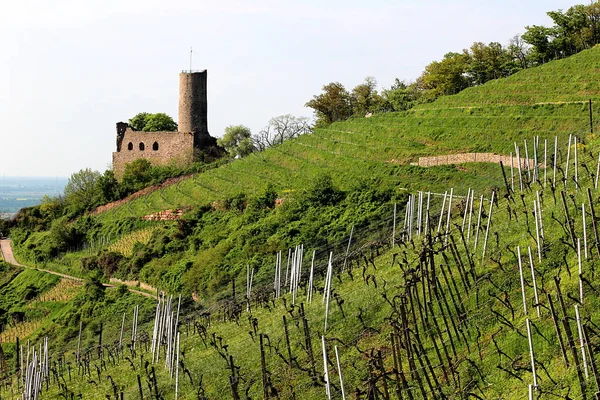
{"left": 91, "top": 48, "right": 600, "bottom": 225}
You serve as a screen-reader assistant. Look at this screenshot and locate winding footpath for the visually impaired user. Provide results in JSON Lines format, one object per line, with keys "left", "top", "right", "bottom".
{"left": 0, "top": 239, "right": 156, "bottom": 299}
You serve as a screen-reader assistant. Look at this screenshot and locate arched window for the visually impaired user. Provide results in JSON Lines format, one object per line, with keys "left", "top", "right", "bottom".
{"left": 127, "top": 142, "right": 133, "bottom": 151}
{"left": 153, "top": 141, "right": 159, "bottom": 151}
{"left": 139, "top": 142, "right": 145, "bottom": 151}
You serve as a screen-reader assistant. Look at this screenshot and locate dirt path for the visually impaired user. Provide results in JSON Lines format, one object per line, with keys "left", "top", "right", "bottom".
{"left": 0, "top": 239, "right": 156, "bottom": 299}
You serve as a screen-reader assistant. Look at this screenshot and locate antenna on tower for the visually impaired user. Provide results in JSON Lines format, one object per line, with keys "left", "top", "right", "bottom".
{"left": 189, "top": 47, "right": 193, "bottom": 72}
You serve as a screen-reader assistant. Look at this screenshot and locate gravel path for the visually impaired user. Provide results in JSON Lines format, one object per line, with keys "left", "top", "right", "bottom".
{"left": 0, "top": 239, "right": 156, "bottom": 299}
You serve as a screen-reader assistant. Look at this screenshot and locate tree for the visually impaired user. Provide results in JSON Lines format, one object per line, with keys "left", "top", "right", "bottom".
{"left": 305, "top": 82, "right": 353, "bottom": 127}
{"left": 467, "top": 42, "right": 512, "bottom": 85}
{"left": 419, "top": 52, "right": 472, "bottom": 98}
{"left": 96, "top": 170, "right": 121, "bottom": 203}
{"left": 217, "top": 125, "right": 255, "bottom": 158}
{"left": 351, "top": 77, "right": 384, "bottom": 116}
{"left": 128, "top": 112, "right": 178, "bottom": 132}
{"left": 253, "top": 115, "right": 311, "bottom": 151}
{"left": 63, "top": 168, "right": 102, "bottom": 213}
{"left": 381, "top": 79, "right": 424, "bottom": 112}
{"left": 522, "top": 25, "right": 557, "bottom": 65}
{"left": 122, "top": 159, "right": 153, "bottom": 192}
{"left": 128, "top": 112, "right": 150, "bottom": 131}
{"left": 507, "top": 34, "right": 530, "bottom": 70}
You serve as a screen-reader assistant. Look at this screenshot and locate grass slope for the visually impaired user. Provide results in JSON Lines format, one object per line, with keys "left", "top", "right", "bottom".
{"left": 93, "top": 47, "right": 600, "bottom": 225}
{"left": 4, "top": 137, "right": 600, "bottom": 399}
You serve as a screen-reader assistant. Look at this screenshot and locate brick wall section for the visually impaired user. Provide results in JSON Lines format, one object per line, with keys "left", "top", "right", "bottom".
{"left": 112, "top": 128, "right": 195, "bottom": 179}
{"left": 417, "top": 153, "right": 543, "bottom": 169}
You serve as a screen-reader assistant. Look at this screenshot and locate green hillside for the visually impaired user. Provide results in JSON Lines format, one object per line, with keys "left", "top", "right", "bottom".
{"left": 93, "top": 47, "right": 600, "bottom": 224}
{"left": 424, "top": 45, "right": 600, "bottom": 108}
{"left": 4, "top": 46, "right": 600, "bottom": 399}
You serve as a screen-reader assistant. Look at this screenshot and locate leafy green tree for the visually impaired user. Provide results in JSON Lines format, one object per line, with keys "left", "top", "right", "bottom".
{"left": 122, "top": 159, "right": 153, "bottom": 192}
{"left": 302, "top": 173, "right": 344, "bottom": 207}
{"left": 522, "top": 25, "right": 557, "bottom": 64}
{"left": 128, "top": 112, "right": 177, "bottom": 132}
{"left": 419, "top": 52, "right": 472, "bottom": 98}
{"left": 128, "top": 112, "right": 150, "bottom": 131}
{"left": 467, "top": 42, "right": 512, "bottom": 85}
{"left": 217, "top": 125, "right": 255, "bottom": 158}
{"left": 96, "top": 170, "right": 121, "bottom": 203}
{"left": 381, "top": 79, "right": 424, "bottom": 112}
{"left": 351, "top": 77, "right": 384, "bottom": 116}
{"left": 64, "top": 168, "right": 102, "bottom": 213}
{"left": 144, "top": 113, "right": 178, "bottom": 132}
{"left": 305, "top": 82, "right": 353, "bottom": 127}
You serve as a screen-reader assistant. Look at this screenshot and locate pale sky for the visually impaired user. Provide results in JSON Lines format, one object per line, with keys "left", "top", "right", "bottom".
{"left": 1, "top": 0, "right": 579, "bottom": 177}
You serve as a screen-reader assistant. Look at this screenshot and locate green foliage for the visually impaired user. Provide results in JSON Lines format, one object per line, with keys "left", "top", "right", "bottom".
{"left": 217, "top": 125, "right": 255, "bottom": 158}
{"left": 523, "top": 2, "right": 600, "bottom": 64}
{"left": 300, "top": 173, "right": 344, "bottom": 207}
{"left": 96, "top": 170, "right": 122, "bottom": 203}
{"left": 121, "top": 159, "right": 153, "bottom": 192}
{"left": 305, "top": 82, "right": 353, "bottom": 127}
{"left": 128, "top": 112, "right": 177, "bottom": 132}
{"left": 63, "top": 168, "right": 102, "bottom": 215}
{"left": 128, "top": 112, "right": 150, "bottom": 131}
{"left": 381, "top": 79, "right": 424, "bottom": 112}
{"left": 350, "top": 76, "right": 385, "bottom": 116}
{"left": 420, "top": 51, "right": 472, "bottom": 97}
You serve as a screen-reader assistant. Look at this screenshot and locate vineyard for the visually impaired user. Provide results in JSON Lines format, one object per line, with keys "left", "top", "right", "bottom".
{"left": 0, "top": 130, "right": 599, "bottom": 398}
{"left": 6, "top": 41, "right": 600, "bottom": 400}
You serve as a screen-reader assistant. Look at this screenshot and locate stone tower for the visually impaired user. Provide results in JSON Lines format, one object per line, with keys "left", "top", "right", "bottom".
{"left": 178, "top": 70, "right": 210, "bottom": 147}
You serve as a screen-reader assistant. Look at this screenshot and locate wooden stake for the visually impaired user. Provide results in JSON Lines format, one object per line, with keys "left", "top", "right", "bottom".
{"left": 392, "top": 202, "right": 397, "bottom": 248}
{"left": 321, "top": 336, "right": 331, "bottom": 400}
{"left": 544, "top": 138, "right": 548, "bottom": 187}
{"left": 528, "top": 247, "right": 541, "bottom": 318}
{"left": 516, "top": 142, "right": 524, "bottom": 191}
{"left": 518, "top": 246, "right": 528, "bottom": 315}
{"left": 473, "top": 195, "right": 484, "bottom": 251}
{"left": 565, "top": 134, "right": 572, "bottom": 189}
{"left": 583, "top": 203, "right": 589, "bottom": 259}
{"left": 533, "top": 200, "right": 542, "bottom": 262}
{"left": 524, "top": 139, "right": 531, "bottom": 181}
{"left": 578, "top": 238, "right": 584, "bottom": 305}
{"left": 554, "top": 136, "right": 558, "bottom": 188}
{"left": 511, "top": 152, "right": 515, "bottom": 191}
{"left": 526, "top": 318, "right": 538, "bottom": 387}
{"left": 547, "top": 293, "right": 569, "bottom": 367}
{"left": 342, "top": 226, "right": 353, "bottom": 272}
{"left": 575, "top": 305, "right": 590, "bottom": 379}
{"left": 437, "top": 191, "right": 448, "bottom": 234}
{"left": 444, "top": 188, "right": 454, "bottom": 244}
{"left": 467, "top": 190, "right": 475, "bottom": 243}
{"left": 574, "top": 135, "right": 579, "bottom": 191}
{"left": 481, "top": 191, "right": 495, "bottom": 261}
{"left": 307, "top": 250, "right": 315, "bottom": 303}
{"left": 334, "top": 346, "right": 346, "bottom": 400}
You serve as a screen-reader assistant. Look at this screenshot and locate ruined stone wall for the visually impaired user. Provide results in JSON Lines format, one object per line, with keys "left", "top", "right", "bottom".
{"left": 417, "top": 153, "right": 543, "bottom": 169}
{"left": 112, "top": 128, "right": 194, "bottom": 179}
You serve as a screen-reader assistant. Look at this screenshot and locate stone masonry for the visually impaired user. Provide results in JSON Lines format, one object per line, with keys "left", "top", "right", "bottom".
{"left": 112, "top": 70, "right": 219, "bottom": 180}
{"left": 112, "top": 128, "right": 194, "bottom": 178}
{"left": 416, "top": 152, "right": 544, "bottom": 169}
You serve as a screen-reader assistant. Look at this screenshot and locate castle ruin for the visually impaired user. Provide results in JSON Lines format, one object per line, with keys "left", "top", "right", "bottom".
{"left": 112, "top": 70, "right": 219, "bottom": 179}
